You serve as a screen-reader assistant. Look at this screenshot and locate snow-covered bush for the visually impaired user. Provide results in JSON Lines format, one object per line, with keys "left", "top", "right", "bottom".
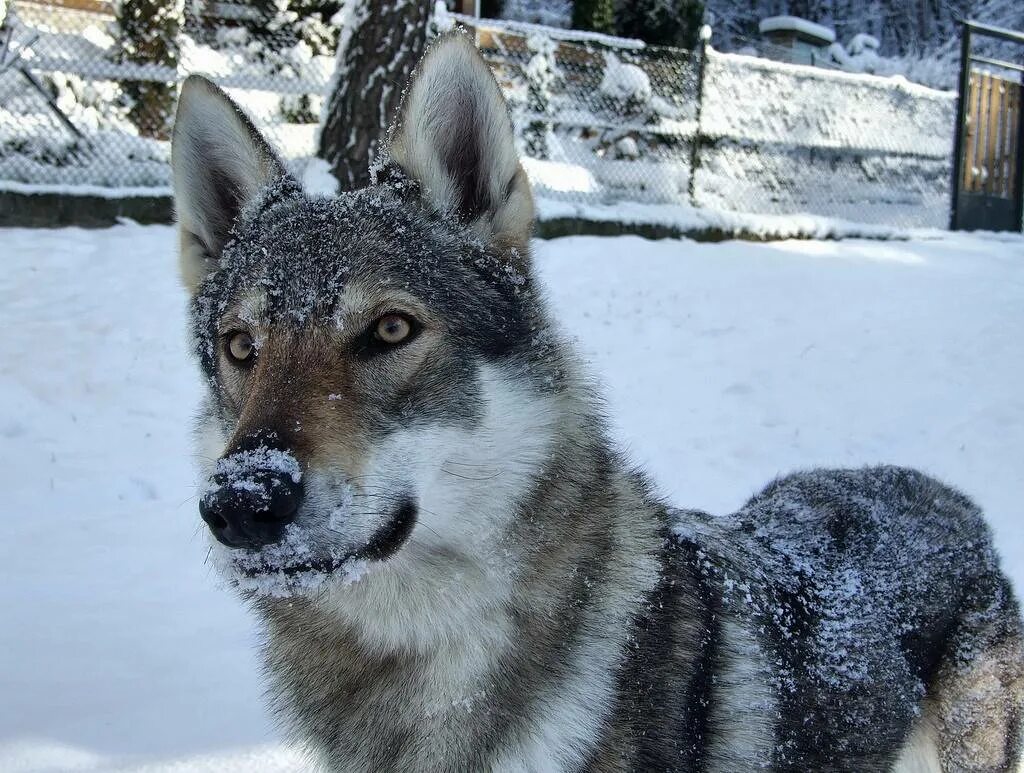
{"left": 185, "top": 0, "right": 338, "bottom": 123}
{"left": 523, "top": 32, "right": 560, "bottom": 157}
{"left": 600, "top": 52, "right": 653, "bottom": 107}
{"left": 110, "top": 0, "right": 183, "bottom": 138}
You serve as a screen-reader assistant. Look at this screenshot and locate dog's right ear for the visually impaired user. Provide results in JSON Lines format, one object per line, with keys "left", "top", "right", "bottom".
{"left": 171, "top": 75, "right": 288, "bottom": 292}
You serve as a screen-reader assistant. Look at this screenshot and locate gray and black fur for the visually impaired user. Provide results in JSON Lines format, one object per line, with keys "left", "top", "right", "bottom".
{"left": 171, "top": 32, "right": 1024, "bottom": 773}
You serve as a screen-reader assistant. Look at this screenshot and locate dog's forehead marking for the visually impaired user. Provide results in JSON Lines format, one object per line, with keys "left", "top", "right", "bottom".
{"left": 236, "top": 291, "right": 268, "bottom": 331}
{"left": 331, "top": 283, "right": 373, "bottom": 331}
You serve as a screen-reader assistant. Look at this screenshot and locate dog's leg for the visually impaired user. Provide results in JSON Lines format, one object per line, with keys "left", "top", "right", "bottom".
{"left": 891, "top": 707, "right": 942, "bottom": 773}
{"left": 925, "top": 577, "right": 1024, "bottom": 772}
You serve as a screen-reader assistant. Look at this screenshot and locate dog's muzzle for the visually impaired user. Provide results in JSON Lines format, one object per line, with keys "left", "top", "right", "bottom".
{"left": 200, "top": 440, "right": 303, "bottom": 549}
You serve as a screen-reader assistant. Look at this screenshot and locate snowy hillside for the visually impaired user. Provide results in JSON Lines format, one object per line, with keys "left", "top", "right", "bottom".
{"left": 2, "top": 226, "right": 1023, "bottom": 771}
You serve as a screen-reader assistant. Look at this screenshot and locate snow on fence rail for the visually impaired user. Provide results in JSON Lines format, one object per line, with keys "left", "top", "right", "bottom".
{"left": 0, "top": 3, "right": 957, "bottom": 229}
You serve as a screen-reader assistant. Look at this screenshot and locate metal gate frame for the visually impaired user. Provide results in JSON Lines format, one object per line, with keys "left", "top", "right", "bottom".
{"left": 950, "top": 20, "right": 1024, "bottom": 232}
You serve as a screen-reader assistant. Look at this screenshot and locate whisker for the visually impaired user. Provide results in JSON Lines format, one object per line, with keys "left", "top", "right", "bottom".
{"left": 440, "top": 460, "right": 504, "bottom": 470}
{"left": 440, "top": 467, "right": 503, "bottom": 481}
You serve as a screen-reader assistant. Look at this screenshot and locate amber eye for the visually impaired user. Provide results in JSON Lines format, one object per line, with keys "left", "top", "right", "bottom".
{"left": 226, "top": 331, "right": 255, "bottom": 364}
{"left": 374, "top": 314, "right": 412, "bottom": 345}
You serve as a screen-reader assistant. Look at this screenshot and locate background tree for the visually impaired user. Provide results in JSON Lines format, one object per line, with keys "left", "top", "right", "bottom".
{"left": 701, "top": 0, "right": 985, "bottom": 58}
{"left": 616, "top": 0, "right": 706, "bottom": 49}
{"left": 317, "top": 0, "right": 433, "bottom": 190}
{"left": 572, "top": 0, "right": 616, "bottom": 35}
{"left": 112, "top": 0, "right": 182, "bottom": 139}
{"left": 480, "top": 0, "right": 505, "bottom": 17}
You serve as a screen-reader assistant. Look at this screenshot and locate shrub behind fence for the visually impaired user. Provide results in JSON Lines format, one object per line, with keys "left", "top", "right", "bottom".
{"left": 0, "top": 0, "right": 332, "bottom": 190}
{"left": 455, "top": 13, "right": 956, "bottom": 229}
{"left": 0, "top": 3, "right": 956, "bottom": 229}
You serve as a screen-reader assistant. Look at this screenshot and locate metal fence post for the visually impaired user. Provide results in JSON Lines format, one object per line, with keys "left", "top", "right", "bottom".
{"left": 1015, "top": 67, "right": 1024, "bottom": 230}
{"left": 949, "top": 20, "right": 973, "bottom": 230}
{"left": 688, "top": 24, "right": 712, "bottom": 209}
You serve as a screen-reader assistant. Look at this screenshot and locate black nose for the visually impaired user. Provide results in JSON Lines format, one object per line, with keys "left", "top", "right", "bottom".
{"left": 200, "top": 468, "right": 302, "bottom": 549}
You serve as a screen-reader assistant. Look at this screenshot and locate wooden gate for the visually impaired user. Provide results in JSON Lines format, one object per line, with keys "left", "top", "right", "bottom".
{"left": 951, "top": 21, "right": 1024, "bottom": 232}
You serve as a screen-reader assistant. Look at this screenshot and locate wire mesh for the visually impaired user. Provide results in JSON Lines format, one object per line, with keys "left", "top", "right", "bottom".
{"left": 449, "top": 16, "right": 699, "bottom": 208}
{"left": 457, "top": 16, "right": 955, "bottom": 228}
{"left": 0, "top": 0, "right": 333, "bottom": 190}
{"left": 0, "top": 3, "right": 957, "bottom": 229}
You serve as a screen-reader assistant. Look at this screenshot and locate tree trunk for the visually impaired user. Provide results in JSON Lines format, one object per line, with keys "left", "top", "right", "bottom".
{"left": 317, "top": 0, "right": 433, "bottom": 191}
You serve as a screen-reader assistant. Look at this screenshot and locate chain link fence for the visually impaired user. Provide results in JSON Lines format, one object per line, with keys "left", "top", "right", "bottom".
{"left": 454, "top": 13, "right": 955, "bottom": 229}
{"left": 452, "top": 15, "right": 700, "bottom": 208}
{"left": 1, "top": 2, "right": 956, "bottom": 229}
{"left": 0, "top": 0, "right": 333, "bottom": 190}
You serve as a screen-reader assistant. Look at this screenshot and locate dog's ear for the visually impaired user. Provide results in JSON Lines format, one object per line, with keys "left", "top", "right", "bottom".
{"left": 388, "top": 33, "right": 534, "bottom": 255}
{"left": 171, "top": 75, "right": 290, "bottom": 292}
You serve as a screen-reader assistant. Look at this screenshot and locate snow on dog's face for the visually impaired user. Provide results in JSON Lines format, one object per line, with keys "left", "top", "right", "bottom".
{"left": 171, "top": 35, "right": 557, "bottom": 599}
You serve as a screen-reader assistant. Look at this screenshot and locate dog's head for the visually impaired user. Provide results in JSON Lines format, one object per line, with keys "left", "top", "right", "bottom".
{"left": 172, "top": 35, "right": 563, "bottom": 602}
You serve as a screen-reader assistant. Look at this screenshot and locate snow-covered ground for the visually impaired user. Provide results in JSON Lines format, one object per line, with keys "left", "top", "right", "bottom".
{"left": 1, "top": 225, "right": 1023, "bottom": 771}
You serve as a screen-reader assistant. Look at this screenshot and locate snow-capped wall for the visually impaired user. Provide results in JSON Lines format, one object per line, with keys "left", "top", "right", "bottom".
{"left": 702, "top": 51, "right": 955, "bottom": 158}
{"left": 693, "top": 50, "right": 956, "bottom": 227}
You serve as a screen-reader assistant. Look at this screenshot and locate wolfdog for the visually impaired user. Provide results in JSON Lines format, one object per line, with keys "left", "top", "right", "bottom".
{"left": 171, "top": 33, "right": 1023, "bottom": 772}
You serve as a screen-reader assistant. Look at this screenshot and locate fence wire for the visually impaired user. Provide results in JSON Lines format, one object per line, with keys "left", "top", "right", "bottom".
{"left": 1, "top": 3, "right": 955, "bottom": 229}
{"left": 0, "top": 0, "right": 333, "bottom": 190}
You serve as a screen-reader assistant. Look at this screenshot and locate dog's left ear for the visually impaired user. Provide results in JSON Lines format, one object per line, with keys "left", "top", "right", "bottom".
{"left": 388, "top": 33, "right": 534, "bottom": 255}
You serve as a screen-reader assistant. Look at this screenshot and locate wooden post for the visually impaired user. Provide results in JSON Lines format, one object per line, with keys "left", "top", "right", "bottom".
{"left": 1014, "top": 74, "right": 1024, "bottom": 229}
{"left": 1008, "top": 84, "right": 1021, "bottom": 201}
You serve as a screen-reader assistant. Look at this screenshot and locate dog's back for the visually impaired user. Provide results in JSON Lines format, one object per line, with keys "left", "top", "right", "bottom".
{"left": 650, "top": 466, "right": 1024, "bottom": 771}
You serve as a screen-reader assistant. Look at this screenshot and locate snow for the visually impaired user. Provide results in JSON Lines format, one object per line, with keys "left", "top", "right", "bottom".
{"left": 2, "top": 224, "right": 1024, "bottom": 770}
{"left": 599, "top": 53, "right": 652, "bottom": 103}
{"left": 0, "top": 180, "right": 173, "bottom": 198}
{"left": 209, "top": 446, "right": 302, "bottom": 486}
{"left": 535, "top": 196, "right": 934, "bottom": 240}
{"left": 298, "top": 157, "right": 339, "bottom": 196}
{"left": 758, "top": 16, "right": 837, "bottom": 45}
{"left": 448, "top": 10, "right": 647, "bottom": 49}
{"left": 848, "top": 33, "right": 880, "bottom": 54}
